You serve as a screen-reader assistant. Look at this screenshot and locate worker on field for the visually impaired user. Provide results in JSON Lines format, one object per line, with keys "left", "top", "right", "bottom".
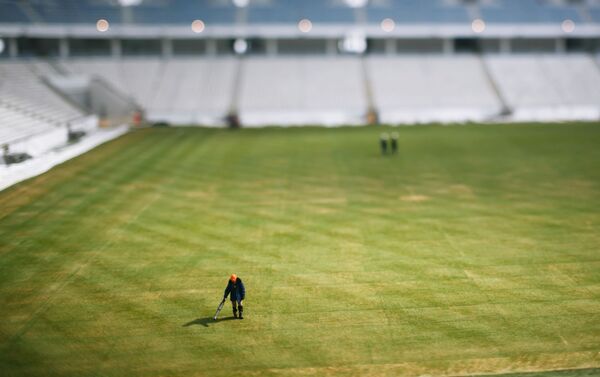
{"left": 224, "top": 274, "right": 245, "bottom": 319}
{"left": 380, "top": 133, "right": 389, "bottom": 155}
{"left": 391, "top": 132, "right": 399, "bottom": 154}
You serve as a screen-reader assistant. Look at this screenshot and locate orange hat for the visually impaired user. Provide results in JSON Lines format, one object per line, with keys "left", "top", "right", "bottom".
{"left": 230, "top": 274, "right": 237, "bottom": 282}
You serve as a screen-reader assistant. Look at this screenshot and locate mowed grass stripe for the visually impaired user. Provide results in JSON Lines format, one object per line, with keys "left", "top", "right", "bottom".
{"left": 0, "top": 130, "right": 189, "bottom": 347}
{"left": 0, "top": 124, "right": 599, "bottom": 376}
{"left": 1, "top": 130, "right": 219, "bottom": 374}
{"left": 0, "top": 130, "right": 156, "bottom": 225}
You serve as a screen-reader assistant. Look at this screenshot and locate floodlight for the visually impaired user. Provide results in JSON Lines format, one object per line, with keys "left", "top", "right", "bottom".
{"left": 191, "top": 19, "right": 205, "bottom": 33}
{"left": 380, "top": 18, "right": 395, "bottom": 32}
{"left": 471, "top": 19, "right": 485, "bottom": 33}
{"left": 298, "top": 19, "right": 312, "bottom": 33}
{"left": 562, "top": 19, "right": 575, "bottom": 33}
{"left": 234, "top": 38, "right": 248, "bottom": 54}
{"left": 96, "top": 19, "right": 110, "bottom": 32}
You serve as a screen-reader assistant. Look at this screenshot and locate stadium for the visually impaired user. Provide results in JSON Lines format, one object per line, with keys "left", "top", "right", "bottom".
{"left": 1, "top": 0, "right": 600, "bottom": 376}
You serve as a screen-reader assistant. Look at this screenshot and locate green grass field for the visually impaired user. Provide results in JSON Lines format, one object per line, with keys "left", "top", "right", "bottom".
{"left": 1, "top": 124, "right": 600, "bottom": 377}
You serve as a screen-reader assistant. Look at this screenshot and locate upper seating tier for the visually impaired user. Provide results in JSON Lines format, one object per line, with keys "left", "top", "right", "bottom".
{"left": 0, "top": 0, "right": 593, "bottom": 25}
{"left": 480, "top": 0, "right": 582, "bottom": 23}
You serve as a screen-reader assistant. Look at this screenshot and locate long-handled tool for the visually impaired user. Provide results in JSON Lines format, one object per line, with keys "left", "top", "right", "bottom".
{"left": 213, "top": 298, "right": 226, "bottom": 320}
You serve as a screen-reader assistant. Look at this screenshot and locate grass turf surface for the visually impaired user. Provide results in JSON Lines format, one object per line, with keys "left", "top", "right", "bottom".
{"left": 1, "top": 124, "right": 600, "bottom": 377}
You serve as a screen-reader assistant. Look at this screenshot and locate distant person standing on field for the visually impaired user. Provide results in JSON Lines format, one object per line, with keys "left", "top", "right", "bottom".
{"left": 380, "top": 133, "right": 389, "bottom": 155}
{"left": 224, "top": 274, "right": 245, "bottom": 319}
{"left": 391, "top": 132, "right": 398, "bottom": 154}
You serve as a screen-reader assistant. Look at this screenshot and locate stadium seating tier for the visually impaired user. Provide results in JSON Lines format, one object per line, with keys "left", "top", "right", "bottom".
{"left": 0, "top": 0, "right": 595, "bottom": 25}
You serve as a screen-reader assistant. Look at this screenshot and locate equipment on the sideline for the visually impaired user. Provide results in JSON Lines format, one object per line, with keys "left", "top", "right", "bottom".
{"left": 213, "top": 298, "right": 226, "bottom": 320}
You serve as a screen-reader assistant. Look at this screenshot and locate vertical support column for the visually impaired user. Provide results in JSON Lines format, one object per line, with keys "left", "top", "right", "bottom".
{"left": 326, "top": 39, "right": 337, "bottom": 55}
{"left": 266, "top": 39, "right": 277, "bottom": 56}
{"left": 385, "top": 39, "right": 396, "bottom": 55}
{"left": 111, "top": 39, "right": 122, "bottom": 58}
{"left": 236, "top": 6, "right": 248, "bottom": 24}
{"left": 121, "top": 6, "right": 133, "bottom": 24}
{"left": 443, "top": 38, "right": 454, "bottom": 55}
{"left": 59, "top": 38, "right": 69, "bottom": 59}
{"left": 500, "top": 38, "right": 511, "bottom": 54}
{"left": 206, "top": 39, "right": 217, "bottom": 56}
{"left": 556, "top": 38, "right": 566, "bottom": 54}
{"left": 9, "top": 38, "right": 18, "bottom": 58}
{"left": 162, "top": 38, "right": 173, "bottom": 58}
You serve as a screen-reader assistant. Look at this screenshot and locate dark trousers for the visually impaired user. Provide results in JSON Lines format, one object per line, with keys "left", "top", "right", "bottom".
{"left": 380, "top": 140, "right": 387, "bottom": 155}
{"left": 232, "top": 299, "right": 243, "bottom": 317}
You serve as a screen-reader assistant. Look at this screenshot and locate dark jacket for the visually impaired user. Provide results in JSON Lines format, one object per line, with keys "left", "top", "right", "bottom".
{"left": 224, "top": 278, "right": 245, "bottom": 302}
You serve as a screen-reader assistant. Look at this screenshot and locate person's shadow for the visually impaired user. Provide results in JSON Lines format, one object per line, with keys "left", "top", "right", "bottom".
{"left": 183, "top": 316, "right": 237, "bottom": 328}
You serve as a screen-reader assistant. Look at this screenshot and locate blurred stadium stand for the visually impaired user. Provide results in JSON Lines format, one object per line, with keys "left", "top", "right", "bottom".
{"left": 0, "top": 0, "right": 599, "bottom": 132}
{"left": 0, "top": 1, "right": 29, "bottom": 23}
{"left": 479, "top": 0, "right": 582, "bottom": 24}
{"left": 368, "top": 55, "right": 502, "bottom": 123}
{"left": 249, "top": 0, "right": 355, "bottom": 24}
{"left": 486, "top": 54, "right": 600, "bottom": 120}
{"left": 2, "top": 0, "right": 600, "bottom": 25}
{"left": 0, "top": 61, "right": 85, "bottom": 149}
{"left": 0, "top": 61, "right": 95, "bottom": 172}
{"left": 0, "top": 62, "right": 83, "bottom": 123}
{"left": 0, "top": 58, "right": 131, "bottom": 166}
{"left": 0, "top": 105, "right": 56, "bottom": 147}
{"left": 2, "top": 0, "right": 595, "bottom": 25}
{"left": 366, "top": 0, "right": 470, "bottom": 24}
{"left": 240, "top": 57, "right": 366, "bottom": 125}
